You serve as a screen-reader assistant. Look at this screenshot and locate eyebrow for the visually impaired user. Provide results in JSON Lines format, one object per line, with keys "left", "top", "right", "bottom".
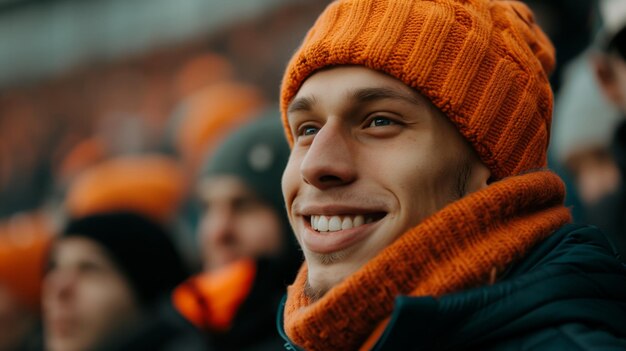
{"left": 349, "top": 87, "right": 422, "bottom": 107}
{"left": 287, "top": 95, "right": 317, "bottom": 113}
{"left": 287, "top": 86, "right": 422, "bottom": 114}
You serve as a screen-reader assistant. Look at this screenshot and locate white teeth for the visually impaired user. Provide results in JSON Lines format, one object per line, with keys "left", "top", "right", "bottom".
{"left": 341, "top": 217, "right": 353, "bottom": 230}
{"left": 353, "top": 215, "right": 364, "bottom": 227}
{"left": 317, "top": 216, "right": 329, "bottom": 232}
{"left": 310, "top": 214, "right": 373, "bottom": 232}
{"left": 328, "top": 216, "right": 342, "bottom": 231}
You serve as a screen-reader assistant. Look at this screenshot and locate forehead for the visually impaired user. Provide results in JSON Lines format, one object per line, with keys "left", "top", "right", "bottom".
{"left": 51, "top": 237, "right": 113, "bottom": 266}
{"left": 288, "top": 66, "right": 423, "bottom": 114}
{"left": 198, "top": 175, "right": 256, "bottom": 203}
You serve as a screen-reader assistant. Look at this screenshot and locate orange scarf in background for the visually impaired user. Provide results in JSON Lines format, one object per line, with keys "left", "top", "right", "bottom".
{"left": 173, "top": 259, "right": 257, "bottom": 332}
{"left": 283, "top": 171, "right": 572, "bottom": 351}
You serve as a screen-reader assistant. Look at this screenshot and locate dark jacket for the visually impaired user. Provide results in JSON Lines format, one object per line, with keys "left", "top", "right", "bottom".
{"left": 277, "top": 224, "right": 626, "bottom": 350}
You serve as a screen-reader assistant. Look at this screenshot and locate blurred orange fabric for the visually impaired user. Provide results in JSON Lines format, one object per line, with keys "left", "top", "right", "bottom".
{"left": 0, "top": 211, "right": 53, "bottom": 312}
{"left": 56, "top": 137, "right": 108, "bottom": 186}
{"left": 176, "top": 81, "right": 266, "bottom": 172}
{"left": 65, "top": 154, "right": 186, "bottom": 223}
{"left": 172, "top": 259, "right": 256, "bottom": 332}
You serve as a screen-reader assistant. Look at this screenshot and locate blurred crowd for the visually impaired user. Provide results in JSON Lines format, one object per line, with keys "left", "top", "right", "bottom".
{"left": 0, "top": 0, "right": 625, "bottom": 350}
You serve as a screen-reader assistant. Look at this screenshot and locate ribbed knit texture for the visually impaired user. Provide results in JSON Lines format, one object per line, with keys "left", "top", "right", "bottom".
{"left": 283, "top": 171, "right": 571, "bottom": 351}
{"left": 280, "top": 0, "right": 555, "bottom": 179}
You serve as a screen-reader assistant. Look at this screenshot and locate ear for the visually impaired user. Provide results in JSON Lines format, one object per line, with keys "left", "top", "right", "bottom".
{"left": 591, "top": 54, "right": 623, "bottom": 107}
{"left": 468, "top": 160, "right": 491, "bottom": 191}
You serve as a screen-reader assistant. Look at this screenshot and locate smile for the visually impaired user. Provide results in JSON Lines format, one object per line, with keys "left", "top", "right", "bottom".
{"left": 308, "top": 214, "right": 383, "bottom": 232}
{"left": 300, "top": 212, "right": 386, "bottom": 254}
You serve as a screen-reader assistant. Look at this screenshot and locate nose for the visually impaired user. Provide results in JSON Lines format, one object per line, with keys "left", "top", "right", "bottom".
{"left": 300, "top": 121, "right": 357, "bottom": 189}
{"left": 43, "top": 269, "right": 76, "bottom": 305}
{"left": 201, "top": 207, "right": 236, "bottom": 252}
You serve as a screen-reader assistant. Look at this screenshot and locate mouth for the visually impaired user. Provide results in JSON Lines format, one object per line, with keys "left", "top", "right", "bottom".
{"left": 48, "top": 317, "right": 78, "bottom": 337}
{"left": 306, "top": 213, "right": 386, "bottom": 232}
{"left": 299, "top": 211, "right": 387, "bottom": 255}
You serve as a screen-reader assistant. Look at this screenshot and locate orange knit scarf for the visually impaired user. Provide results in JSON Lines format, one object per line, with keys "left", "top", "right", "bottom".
{"left": 283, "top": 171, "right": 572, "bottom": 351}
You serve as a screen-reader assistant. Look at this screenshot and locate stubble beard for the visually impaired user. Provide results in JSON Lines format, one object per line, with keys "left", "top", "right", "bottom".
{"left": 302, "top": 248, "right": 352, "bottom": 301}
{"left": 301, "top": 160, "right": 473, "bottom": 302}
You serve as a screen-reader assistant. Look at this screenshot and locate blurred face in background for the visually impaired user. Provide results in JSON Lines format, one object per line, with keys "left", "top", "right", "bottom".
{"left": 0, "top": 284, "right": 35, "bottom": 351}
{"left": 198, "top": 176, "right": 283, "bottom": 271}
{"left": 595, "top": 30, "right": 626, "bottom": 114}
{"left": 565, "top": 147, "right": 621, "bottom": 205}
{"left": 43, "top": 237, "right": 140, "bottom": 351}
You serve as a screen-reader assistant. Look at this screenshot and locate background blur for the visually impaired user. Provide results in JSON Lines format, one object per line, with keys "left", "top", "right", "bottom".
{"left": 0, "top": 0, "right": 335, "bottom": 220}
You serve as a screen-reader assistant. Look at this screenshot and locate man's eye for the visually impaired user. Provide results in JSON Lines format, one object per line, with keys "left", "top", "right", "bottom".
{"left": 233, "top": 198, "right": 259, "bottom": 212}
{"left": 368, "top": 117, "right": 395, "bottom": 127}
{"left": 299, "top": 125, "right": 319, "bottom": 136}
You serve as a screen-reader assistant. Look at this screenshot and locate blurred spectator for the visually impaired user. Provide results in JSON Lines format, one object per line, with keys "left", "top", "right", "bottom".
{"left": 43, "top": 212, "right": 189, "bottom": 351}
{"left": 175, "top": 114, "right": 301, "bottom": 349}
{"left": 194, "top": 114, "right": 291, "bottom": 272}
{"left": 108, "top": 112, "right": 302, "bottom": 351}
{"left": 584, "top": 0, "right": 626, "bottom": 259}
{"left": 551, "top": 52, "right": 622, "bottom": 207}
{"left": 0, "top": 211, "right": 52, "bottom": 351}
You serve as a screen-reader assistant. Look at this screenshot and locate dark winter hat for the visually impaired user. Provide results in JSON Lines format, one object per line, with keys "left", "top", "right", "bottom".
{"left": 62, "top": 212, "right": 189, "bottom": 306}
{"left": 201, "top": 109, "right": 290, "bottom": 217}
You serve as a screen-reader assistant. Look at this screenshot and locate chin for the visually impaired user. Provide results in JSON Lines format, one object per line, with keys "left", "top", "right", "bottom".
{"left": 304, "top": 254, "right": 363, "bottom": 300}
{"left": 304, "top": 272, "right": 337, "bottom": 301}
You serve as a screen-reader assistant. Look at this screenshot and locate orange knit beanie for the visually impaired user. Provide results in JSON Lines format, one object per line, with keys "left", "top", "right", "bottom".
{"left": 281, "top": 0, "right": 556, "bottom": 179}
{"left": 65, "top": 155, "right": 186, "bottom": 224}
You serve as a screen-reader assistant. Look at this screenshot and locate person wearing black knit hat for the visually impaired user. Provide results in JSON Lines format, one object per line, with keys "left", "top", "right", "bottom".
{"left": 42, "top": 212, "right": 188, "bottom": 351}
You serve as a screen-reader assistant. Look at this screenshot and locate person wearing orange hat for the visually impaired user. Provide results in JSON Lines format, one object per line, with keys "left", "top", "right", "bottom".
{"left": 277, "top": 0, "right": 626, "bottom": 350}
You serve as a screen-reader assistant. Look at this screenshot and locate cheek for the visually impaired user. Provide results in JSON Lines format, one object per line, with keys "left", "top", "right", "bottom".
{"left": 281, "top": 153, "right": 302, "bottom": 210}
{"left": 376, "top": 141, "right": 462, "bottom": 221}
{"left": 77, "top": 277, "right": 137, "bottom": 327}
{"left": 238, "top": 212, "right": 283, "bottom": 254}
{"left": 197, "top": 217, "right": 212, "bottom": 246}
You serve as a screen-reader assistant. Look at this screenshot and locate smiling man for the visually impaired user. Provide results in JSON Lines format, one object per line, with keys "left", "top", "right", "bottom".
{"left": 277, "top": 0, "right": 626, "bottom": 350}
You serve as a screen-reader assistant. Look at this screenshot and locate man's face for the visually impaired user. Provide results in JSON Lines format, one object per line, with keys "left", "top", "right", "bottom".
{"left": 282, "top": 66, "right": 488, "bottom": 299}
{"left": 198, "top": 176, "right": 283, "bottom": 271}
{"left": 43, "top": 237, "right": 140, "bottom": 351}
